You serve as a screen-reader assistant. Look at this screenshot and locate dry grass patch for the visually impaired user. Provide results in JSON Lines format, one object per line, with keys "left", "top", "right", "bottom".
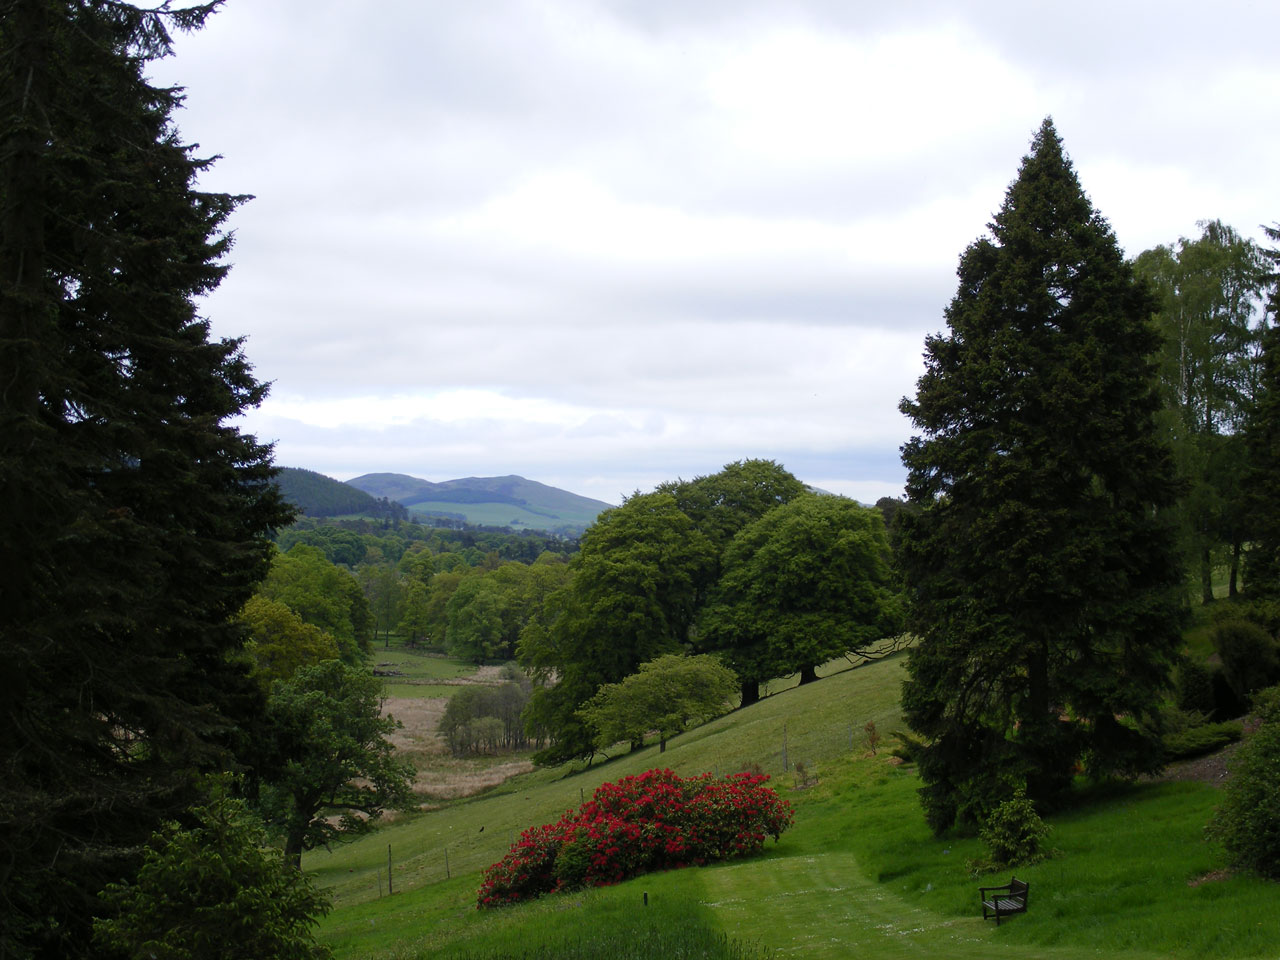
{"left": 380, "top": 693, "right": 534, "bottom": 802}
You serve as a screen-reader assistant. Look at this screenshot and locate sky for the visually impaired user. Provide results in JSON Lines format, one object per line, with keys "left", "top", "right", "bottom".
{"left": 150, "top": 0, "right": 1280, "bottom": 506}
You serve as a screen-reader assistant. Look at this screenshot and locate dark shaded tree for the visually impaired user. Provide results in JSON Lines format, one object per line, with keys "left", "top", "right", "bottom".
{"left": 898, "top": 119, "right": 1184, "bottom": 832}
{"left": 0, "top": 3, "right": 293, "bottom": 955}
{"left": 1244, "top": 224, "right": 1280, "bottom": 597}
{"left": 92, "top": 788, "right": 332, "bottom": 960}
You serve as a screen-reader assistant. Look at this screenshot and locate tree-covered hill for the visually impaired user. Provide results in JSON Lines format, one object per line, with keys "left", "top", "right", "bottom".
{"left": 346, "top": 473, "right": 613, "bottom": 534}
{"left": 276, "top": 467, "right": 407, "bottom": 520}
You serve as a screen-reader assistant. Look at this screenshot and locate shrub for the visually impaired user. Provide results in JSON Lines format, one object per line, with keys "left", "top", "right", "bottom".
{"left": 1162, "top": 720, "right": 1243, "bottom": 760}
{"left": 1213, "top": 620, "right": 1280, "bottom": 702}
{"left": 1207, "top": 717, "right": 1280, "bottom": 878}
{"left": 979, "top": 791, "right": 1050, "bottom": 867}
{"left": 1175, "top": 659, "right": 1215, "bottom": 715}
{"left": 93, "top": 792, "right": 332, "bottom": 960}
{"left": 477, "top": 769, "right": 793, "bottom": 907}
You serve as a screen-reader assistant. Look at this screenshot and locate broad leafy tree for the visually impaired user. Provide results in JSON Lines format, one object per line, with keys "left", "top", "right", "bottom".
{"left": 237, "top": 596, "right": 341, "bottom": 691}
{"left": 700, "top": 494, "right": 903, "bottom": 704}
{"left": 898, "top": 119, "right": 1184, "bottom": 832}
{"left": 579, "top": 654, "right": 738, "bottom": 753}
{"left": 1133, "top": 220, "right": 1268, "bottom": 600}
{"left": 0, "top": 3, "right": 293, "bottom": 955}
{"left": 258, "top": 545, "right": 373, "bottom": 663}
{"left": 257, "top": 660, "right": 415, "bottom": 869}
{"left": 519, "top": 492, "right": 715, "bottom": 763}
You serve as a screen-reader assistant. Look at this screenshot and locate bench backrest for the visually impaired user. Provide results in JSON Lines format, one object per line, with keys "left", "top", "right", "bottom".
{"left": 1008, "top": 878, "right": 1028, "bottom": 902}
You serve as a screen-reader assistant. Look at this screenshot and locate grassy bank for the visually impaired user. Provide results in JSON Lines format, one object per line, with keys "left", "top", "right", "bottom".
{"left": 315, "top": 653, "right": 1278, "bottom": 959}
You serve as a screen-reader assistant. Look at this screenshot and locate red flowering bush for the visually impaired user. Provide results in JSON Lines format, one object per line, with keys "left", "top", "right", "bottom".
{"left": 478, "top": 769, "right": 793, "bottom": 907}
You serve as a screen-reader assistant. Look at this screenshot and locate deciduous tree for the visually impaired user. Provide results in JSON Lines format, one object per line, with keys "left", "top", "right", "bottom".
{"left": 898, "top": 119, "right": 1184, "bottom": 832}
{"left": 700, "top": 494, "right": 903, "bottom": 704}
{"left": 519, "top": 492, "right": 715, "bottom": 763}
{"left": 257, "top": 660, "right": 415, "bottom": 869}
{"left": 579, "top": 654, "right": 738, "bottom": 753}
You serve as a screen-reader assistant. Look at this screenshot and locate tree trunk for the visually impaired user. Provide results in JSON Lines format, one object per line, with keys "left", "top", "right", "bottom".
{"left": 740, "top": 679, "right": 759, "bottom": 707}
{"left": 285, "top": 823, "right": 307, "bottom": 871}
{"left": 1229, "top": 541, "right": 1241, "bottom": 598}
{"left": 1201, "top": 546, "right": 1214, "bottom": 604}
{"left": 799, "top": 664, "right": 818, "bottom": 685}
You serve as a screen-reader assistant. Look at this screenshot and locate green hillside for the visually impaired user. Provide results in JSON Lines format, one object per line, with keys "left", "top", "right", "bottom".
{"left": 347, "top": 473, "right": 613, "bottom": 534}
{"left": 311, "top": 656, "right": 1274, "bottom": 960}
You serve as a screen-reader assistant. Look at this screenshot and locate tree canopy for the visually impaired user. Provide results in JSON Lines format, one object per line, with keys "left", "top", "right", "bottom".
{"left": 898, "top": 119, "right": 1184, "bottom": 832}
{"left": 0, "top": 3, "right": 293, "bottom": 954}
{"left": 700, "top": 493, "right": 903, "bottom": 704}
{"left": 579, "top": 654, "right": 739, "bottom": 753}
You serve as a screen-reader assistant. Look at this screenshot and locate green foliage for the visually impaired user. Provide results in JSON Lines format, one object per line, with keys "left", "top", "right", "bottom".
{"left": 1212, "top": 618, "right": 1280, "bottom": 701}
{"left": 579, "top": 654, "right": 739, "bottom": 752}
{"left": 259, "top": 545, "right": 374, "bottom": 663}
{"left": 1207, "top": 700, "right": 1280, "bottom": 877}
{"left": 1161, "top": 719, "right": 1242, "bottom": 760}
{"left": 0, "top": 3, "right": 295, "bottom": 954}
{"left": 700, "top": 493, "right": 903, "bottom": 702}
{"left": 898, "top": 118, "right": 1184, "bottom": 830}
{"left": 439, "top": 676, "right": 536, "bottom": 755}
{"left": 93, "top": 790, "right": 332, "bottom": 960}
{"left": 976, "top": 791, "right": 1050, "bottom": 869}
{"left": 520, "top": 492, "right": 716, "bottom": 763}
{"left": 237, "top": 595, "right": 341, "bottom": 690}
{"left": 1134, "top": 221, "right": 1268, "bottom": 602}
{"left": 1244, "top": 264, "right": 1280, "bottom": 598}
{"left": 258, "top": 660, "right": 416, "bottom": 867}
{"left": 1174, "top": 658, "right": 1215, "bottom": 714}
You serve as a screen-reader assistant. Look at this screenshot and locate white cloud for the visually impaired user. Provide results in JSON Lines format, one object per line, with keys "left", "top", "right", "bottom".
{"left": 148, "top": 1, "right": 1280, "bottom": 503}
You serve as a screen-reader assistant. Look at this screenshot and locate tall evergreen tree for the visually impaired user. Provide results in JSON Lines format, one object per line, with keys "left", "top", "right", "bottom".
{"left": 898, "top": 119, "right": 1184, "bottom": 832}
{"left": 1244, "top": 223, "right": 1280, "bottom": 597}
{"left": 0, "top": 3, "right": 291, "bottom": 955}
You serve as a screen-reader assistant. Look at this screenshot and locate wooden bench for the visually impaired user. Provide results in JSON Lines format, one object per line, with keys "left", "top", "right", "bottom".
{"left": 979, "top": 876, "right": 1028, "bottom": 925}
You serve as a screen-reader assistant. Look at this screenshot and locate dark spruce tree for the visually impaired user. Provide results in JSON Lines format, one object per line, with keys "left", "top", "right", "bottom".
{"left": 0, "top": 3, "right": 293, "bottom": 956}
{"left": 1244, "top": 224, "right": 1280, "bottom": 597}
{"left": 897, "top": 119, "right": 1184, "bottom": 833}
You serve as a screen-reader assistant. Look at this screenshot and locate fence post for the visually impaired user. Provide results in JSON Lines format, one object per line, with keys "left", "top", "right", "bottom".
{"left": 388, "top": 843, "right": 393, "bottom": 895}
{"left": 782, "top": 721, "right": 789, "bottom": 772}
{"left": 444, "top": 845, "right": 450, "bottom": 879}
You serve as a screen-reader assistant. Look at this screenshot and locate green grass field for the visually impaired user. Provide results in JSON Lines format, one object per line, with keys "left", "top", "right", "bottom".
{"left": 313, "top": 652, "right": 1278, "bottom": 960}
{"left": 374, "top": 648, "right": 476, "bottom": 699}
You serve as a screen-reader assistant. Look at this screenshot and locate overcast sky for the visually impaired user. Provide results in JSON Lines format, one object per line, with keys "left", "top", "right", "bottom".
{"left": 151, "top": 0, "right": 1280, "bottom": 506}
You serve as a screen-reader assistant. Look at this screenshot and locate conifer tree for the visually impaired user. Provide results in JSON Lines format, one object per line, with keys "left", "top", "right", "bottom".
{"left": 0, "top": 3, "right": 292, "bottom": 954}
{"left": 898, "top": 119, "right": 1184, "bottom": 832}
{"left": 1244, "top": 224, "right": 1280, "bottom": 597}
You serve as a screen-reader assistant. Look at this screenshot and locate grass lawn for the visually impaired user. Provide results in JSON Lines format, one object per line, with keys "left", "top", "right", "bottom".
{"left": 314, "top": 653, "right": 1279, "bottom": 960}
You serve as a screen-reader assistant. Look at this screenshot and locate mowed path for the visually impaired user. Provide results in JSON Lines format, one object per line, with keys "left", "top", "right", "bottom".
{"left": 688, "top": 852, "right": 1155, "bottom": 960}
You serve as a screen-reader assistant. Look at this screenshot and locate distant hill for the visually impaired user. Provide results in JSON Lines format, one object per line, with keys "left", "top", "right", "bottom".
{"left": 275, "top": 467, "right": 406, "bottom": 521}
{"left": 346, "top": 473, "right": 613, "bottom": 535}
